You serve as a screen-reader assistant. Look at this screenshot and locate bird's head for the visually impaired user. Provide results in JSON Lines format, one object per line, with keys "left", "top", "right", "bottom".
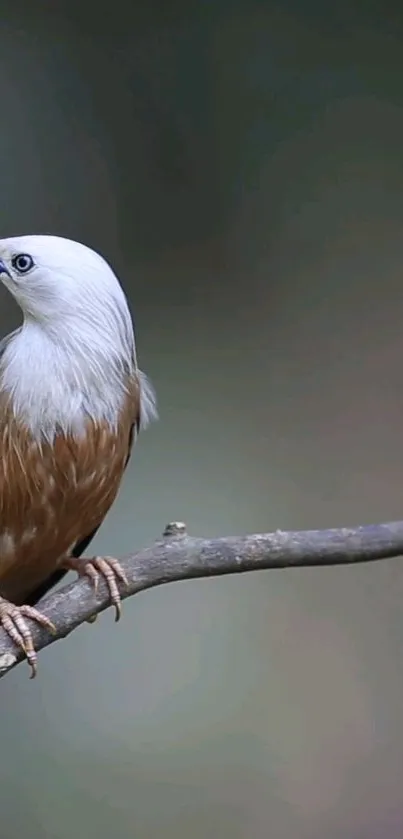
{"left": 0, "top": 232, "right": 139, "bottom": 392}
{"left": 0, "top": 234, "right": 130, "bottom": 329}
{"left": 0, "top": 234, "right": 157, "bottom": 435}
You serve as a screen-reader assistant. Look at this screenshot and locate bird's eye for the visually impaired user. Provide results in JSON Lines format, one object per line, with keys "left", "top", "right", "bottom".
{"left": 11, "top": 253, "right": 35, "bottom": 274}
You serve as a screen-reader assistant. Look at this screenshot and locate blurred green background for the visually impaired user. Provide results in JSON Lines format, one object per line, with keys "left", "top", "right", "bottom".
{"left": 1, "top": 1, "right": 403, "bottom": 836}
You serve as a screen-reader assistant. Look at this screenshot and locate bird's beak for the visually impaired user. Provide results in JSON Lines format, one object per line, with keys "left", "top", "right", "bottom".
{"left": 0, "top": 259, "right": 11, "bottom": 278}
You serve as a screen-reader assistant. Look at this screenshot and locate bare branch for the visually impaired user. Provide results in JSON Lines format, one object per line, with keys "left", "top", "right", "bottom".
{"left": 1, "top": 519, "right": 403, "bottom": 679}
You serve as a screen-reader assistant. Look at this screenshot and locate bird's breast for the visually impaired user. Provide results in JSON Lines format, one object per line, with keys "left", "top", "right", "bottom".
{"left": 0, "top": 392, "right": 137, "bottom": 603}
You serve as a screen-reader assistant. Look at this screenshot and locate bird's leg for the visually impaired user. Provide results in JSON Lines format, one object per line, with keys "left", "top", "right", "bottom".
{"left": 0, "top": 597, "right": 56, "bottom": 678}
{"left": 62, "top": 556, "right": 128, "bottom": 621}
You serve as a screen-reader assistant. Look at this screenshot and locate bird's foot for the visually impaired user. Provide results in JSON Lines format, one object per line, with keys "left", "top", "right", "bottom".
{"left": 63, "top": 556, "right": 128, "bottom": 621}
{"left": 0, "top": 597, "right": 56, "bottom": 678}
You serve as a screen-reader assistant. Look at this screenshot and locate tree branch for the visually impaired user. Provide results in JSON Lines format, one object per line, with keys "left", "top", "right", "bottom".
{"left": 1, "top": 519, "right": 403, "bottom": 679}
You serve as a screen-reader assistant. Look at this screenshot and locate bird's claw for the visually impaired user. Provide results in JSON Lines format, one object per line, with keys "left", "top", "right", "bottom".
{"left": 64, "top": 555, "right": 128, "bottom": 621}
{"left": 0, "top": 598, "right": 56, "bottom": 678}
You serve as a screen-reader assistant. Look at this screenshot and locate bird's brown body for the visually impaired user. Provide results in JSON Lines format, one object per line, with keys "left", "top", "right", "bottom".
{"left": 0, "top": 380, "right": 139, "bottom": 605}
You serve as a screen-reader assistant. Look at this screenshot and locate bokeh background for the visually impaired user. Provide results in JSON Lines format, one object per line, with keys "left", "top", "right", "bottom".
{"left": 1, "top": 1, "right": 403, "bottom": 836}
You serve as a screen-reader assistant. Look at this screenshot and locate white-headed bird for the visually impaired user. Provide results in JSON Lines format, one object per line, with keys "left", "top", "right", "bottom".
{"left": 0, "top": 234, "right": 157, "bottom": 676}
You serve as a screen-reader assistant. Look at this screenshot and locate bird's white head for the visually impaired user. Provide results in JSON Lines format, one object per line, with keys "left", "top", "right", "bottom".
{"left": 0, "top": 234, "right": 157, "bottom": 439}
{"left": 0, "top": 234, "right": 130, "bottom": 329}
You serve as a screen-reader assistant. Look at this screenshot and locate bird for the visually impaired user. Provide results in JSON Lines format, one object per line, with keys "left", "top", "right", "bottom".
{"left": 0, "top": 234, "right": 157, "bottom": 677}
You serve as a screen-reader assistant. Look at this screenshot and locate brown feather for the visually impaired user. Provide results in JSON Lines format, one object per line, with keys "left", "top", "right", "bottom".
{"left": 0, "top": 377, "right": 140, "bottom": 605}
